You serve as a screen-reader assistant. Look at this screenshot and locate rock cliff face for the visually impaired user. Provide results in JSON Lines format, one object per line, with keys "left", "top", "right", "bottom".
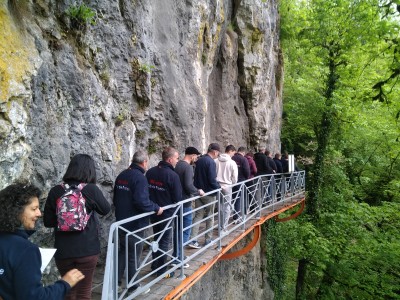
{"left": 0, "top": 0, "right": 281, "bottom": 298}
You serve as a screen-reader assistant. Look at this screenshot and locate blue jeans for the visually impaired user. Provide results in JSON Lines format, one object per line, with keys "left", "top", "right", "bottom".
{"left": 173, "top": 205, "right": 192, "bottom": 259}
{"left": 151, "top": 214, "right": 173, "bottom": 274}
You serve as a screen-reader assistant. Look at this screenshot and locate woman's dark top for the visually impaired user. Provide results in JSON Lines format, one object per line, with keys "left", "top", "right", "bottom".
{"left": 0, "top": 230, "right": 70, "bottom": 299}
{"left": 43, "top": 182, "right": 111, "bottom": 259}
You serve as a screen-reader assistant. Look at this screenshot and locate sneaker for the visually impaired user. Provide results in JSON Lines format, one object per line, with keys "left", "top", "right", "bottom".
{"left": 172, "top": 262, "right": 190, "bottom": 268}
{"left": 188, "top": 241, "right": 201, "bottom": 249}
{"left": 128, "top": 284, "right": 150, "bottom": 295}
{"left": 220, "top": 229, "right": 228, "bottom": 236}
{"left": 164, "top": 271, "right": 175, "bottom": 279}
{"left": 204, "top": 239, "right": 213, "bottom": 246}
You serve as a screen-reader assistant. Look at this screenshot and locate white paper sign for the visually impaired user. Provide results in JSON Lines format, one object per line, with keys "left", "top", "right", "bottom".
{"left": 39, "top": 248, "right": 57, "bottom": 273}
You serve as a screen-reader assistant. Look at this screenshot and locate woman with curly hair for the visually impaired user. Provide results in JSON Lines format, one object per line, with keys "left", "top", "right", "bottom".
{"left": 44, "top": 154, "right": 111, "bottom": 300}
{"left": 0, "top": 182, "right": 85, "bottom": 299}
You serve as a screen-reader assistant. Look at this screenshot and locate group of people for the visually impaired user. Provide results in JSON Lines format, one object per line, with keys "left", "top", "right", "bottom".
{"left": 0, "top": 154, "right": 111, "bottom": 300}
{"left": 0, "top": 144, "right": 291, "bottom": 299}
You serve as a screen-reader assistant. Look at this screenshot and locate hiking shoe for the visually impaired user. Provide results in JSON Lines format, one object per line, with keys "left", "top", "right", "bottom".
{"left": 164, "top": 271, "right": 175, "bottom": 279}
{"left": 188, "top": 241, "right": 201, "bottom": 249}
{"left": 172, "top": 262, "right": 190, "bottom": 268}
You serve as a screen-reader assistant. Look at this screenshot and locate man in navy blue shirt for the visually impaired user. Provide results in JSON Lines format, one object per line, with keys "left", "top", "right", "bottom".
{"left": 113, "top": 150, "right": 163, "bottom": 293}
{"left": 146, "top": 147, "right": 182, "bottom": 278}
{"left": 189, "top": 143, "right": 221, "bottom": 248}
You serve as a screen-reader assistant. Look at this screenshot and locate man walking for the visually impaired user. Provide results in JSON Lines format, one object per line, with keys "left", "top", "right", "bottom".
{"left": 232, "top": 146, "right": 250, "bottom": 221}
{"left": 173, "top": 147, "right": 204, "bottom": 263}
{"left": 216, "top": 145, "right": 238, "bottom": 232}
{"left": 146, "top": 147, "right": 182, "bottom": 278}
{"left": 188, "top": 143, "right": 221, "bottom": 248}
{"left": 113, "top": 150, "right": 163, "bottom": 293}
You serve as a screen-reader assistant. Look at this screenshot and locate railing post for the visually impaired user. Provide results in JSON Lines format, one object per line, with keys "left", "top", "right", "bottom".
{"left": 257, "top": 177, "right": 262, "bottom": 218}
{"left": 271, "top": 175, "right": 276, "bottom": 208}
{"left": 178, "top": 204, "right": 185, "bottom": 279}
{"left": 240, "top": 183, "right": 245, "bottom": 230}
{"left": 218, "top": 191, "right": 222, "bottom": 251}
{"left": 113, "top": 228, "right": 119, "bottom": 300}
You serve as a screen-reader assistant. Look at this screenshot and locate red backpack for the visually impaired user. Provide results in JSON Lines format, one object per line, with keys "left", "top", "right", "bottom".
{"left": 56, "top": 183, "right": 92, "bottom": 231}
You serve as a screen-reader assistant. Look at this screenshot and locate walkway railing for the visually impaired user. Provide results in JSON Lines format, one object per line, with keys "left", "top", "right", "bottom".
{"left": 102, "top": 171, "right": 306, "bottom": 300}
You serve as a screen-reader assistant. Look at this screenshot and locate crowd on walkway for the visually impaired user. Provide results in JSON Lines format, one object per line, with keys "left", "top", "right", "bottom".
{"left": 0, "top": 144, "right": 294, "bottom": 299}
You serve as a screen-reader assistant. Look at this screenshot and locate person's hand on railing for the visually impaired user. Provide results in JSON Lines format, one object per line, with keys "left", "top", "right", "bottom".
{"left": 157, "top": 207, "right": 164, "bottom": 215}
{"left": 62, "top": 268, "right": 85, "bottom": 288}
{"left": 198, "top": 189, "right": 205, "bottom": 196}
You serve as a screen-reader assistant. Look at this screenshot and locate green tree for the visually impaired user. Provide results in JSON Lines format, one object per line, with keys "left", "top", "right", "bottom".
{"left": 278, "top": 0, "right": 400, "bottom": 298}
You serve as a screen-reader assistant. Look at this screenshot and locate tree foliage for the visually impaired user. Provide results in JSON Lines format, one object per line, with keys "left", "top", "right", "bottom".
{"left": 270, "top": 0, "right": 400, "bottom": 298}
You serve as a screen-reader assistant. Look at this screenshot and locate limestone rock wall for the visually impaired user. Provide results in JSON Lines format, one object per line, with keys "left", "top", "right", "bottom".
{"left": 0, "top": 0, "right": 282, "bottom": 298}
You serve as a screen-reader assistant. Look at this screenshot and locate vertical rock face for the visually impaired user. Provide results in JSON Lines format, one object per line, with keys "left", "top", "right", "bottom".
{"left": 0, "top": 0, "right": 281, "bottom": 297}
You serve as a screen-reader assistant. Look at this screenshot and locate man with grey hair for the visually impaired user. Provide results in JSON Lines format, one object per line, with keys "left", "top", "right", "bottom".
{"left": 146, "top": 146, "right": 182, "bottom": 278}
{"left": 113, "top": 150, "right": 163, "bottom": 294}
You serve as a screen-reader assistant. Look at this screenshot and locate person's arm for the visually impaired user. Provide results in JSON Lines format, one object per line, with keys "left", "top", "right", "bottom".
{"left": 243, "top": 158, "right": 251, "bottom": 179}
{"left": 183, "top": 165, "right": 199, "bottom": 196}
{"left": 207, "top": 159, "right": 221, "bottom": 190}
{"left": 43, "top": 187, "right": 59, "bottom": 228}
{"left": 133, "top": 176, "right": 160, "bottom": 213}
{"left": 14, "top": 245, "right": 70, "bottom": 300}
{"left": 171, "top": 174, "right": 183, "bottom": 203}
{"left": 82, "top": 184, "right": 111, "bottom": 216}
{"left": 231, "top": 162, "right": 238, "bottom": 184}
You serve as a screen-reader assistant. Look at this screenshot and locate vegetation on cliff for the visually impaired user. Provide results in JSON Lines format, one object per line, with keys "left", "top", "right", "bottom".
{"left": 266, "top": 0, "right": 400, "bottom": 298}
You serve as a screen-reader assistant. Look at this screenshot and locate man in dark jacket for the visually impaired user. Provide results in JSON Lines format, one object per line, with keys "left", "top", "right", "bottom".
{"left": 265, "top": 150, "right": 277, "bottom": 174}
{"left": 254, "top": 147, "right": 270, "bottom": 175}
{"left": 113, "top": 150, "right": 163, "bottom": 291}
{"left": 173, "top": 147, "right": 204, "bottom": 264}
{"left": 146, "top": 147, "right": 182, "bottom": 278}
{"left": 273, "top": 153, "right": 283, "bottom": 174}
{"left": 232, "top": 146, "right": 251, "bottom": 221}
{"left": 189, "top": 143, "right": 221, "bottom": 248}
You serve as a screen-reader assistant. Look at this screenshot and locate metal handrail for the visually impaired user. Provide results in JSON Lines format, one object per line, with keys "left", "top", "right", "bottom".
{"left": 101, "top": 171, "right": 306, "bottom": 300}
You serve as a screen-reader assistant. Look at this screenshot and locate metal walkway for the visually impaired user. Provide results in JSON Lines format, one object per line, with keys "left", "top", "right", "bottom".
{"left": 99, "top": 171, "right": 306, "bottom": 300}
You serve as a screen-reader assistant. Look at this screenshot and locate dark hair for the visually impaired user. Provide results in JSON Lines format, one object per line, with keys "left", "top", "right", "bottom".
{"left": 246, "top": 152, "right": 254, "bottom": 158}
{"left": 162, "top": 147, "right": 177, "bottom": 161}
{"left": 265, "top": 150, "right": 271, "bottom": 156}
{"left": 225, "top": 145, "right": 236, "bottom": 153}
{"left": 63, "top": 154, "right": 97, "bottom": 184}
{"left": 0, "top": 182, "right": 41, "bottom": 232}
{"left": 238, "top": 146, "right": 246, "bottom": 153}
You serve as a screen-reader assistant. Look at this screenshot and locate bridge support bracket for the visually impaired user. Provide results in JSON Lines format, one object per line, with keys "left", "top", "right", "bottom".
{"left": 274, "top": 199, "right": 305, "bottom": 222}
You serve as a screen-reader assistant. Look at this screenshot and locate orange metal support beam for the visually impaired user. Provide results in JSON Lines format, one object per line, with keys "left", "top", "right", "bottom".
{"left": 219, "top": 225, "right": 261, "bottom": 260}
{"left": 164, "top": 197, "right": 305, "bottom": 300}
{"left": 274, "top": 199, "right": 305, "bottom": 222}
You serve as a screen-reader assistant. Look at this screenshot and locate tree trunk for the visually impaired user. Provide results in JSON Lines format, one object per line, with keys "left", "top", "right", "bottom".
{"left": 295, "top": 258, "right": 308, "bottom": 300}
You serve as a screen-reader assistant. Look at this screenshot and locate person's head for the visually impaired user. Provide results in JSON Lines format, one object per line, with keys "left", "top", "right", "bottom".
{"left": 162, "top": 146, "right": 179, "bottom": 168}
{"left": 63, "top": 154, "right": 97, "bottom": 184}
{"left": 275, "top": 153, "right": 281, "bottom": 159}
{"left": 132, "top": 150, "right": 150, "bottom": 171}
{"left": 237, "top": 146, "right": 246, "bottom": 155}
{"left": 246, "top": 151, "right": 254, "bottom": 158}
{"left": 258, "top": 146, "right": 265, "bottom": 153}
{"left": 207, "top": 143, "right": 221, "bottom": 159}
{"left": 184, "top": 146, "right": 201, "bottom": 164}
{"left": 225, "top": 145, "right": 236, "bottom": 157}
{"left": 265, "top": 150, "right": 271, "bottom": 157}
{"left": 0, "top": 182, "right": 42, "bottom": 232}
